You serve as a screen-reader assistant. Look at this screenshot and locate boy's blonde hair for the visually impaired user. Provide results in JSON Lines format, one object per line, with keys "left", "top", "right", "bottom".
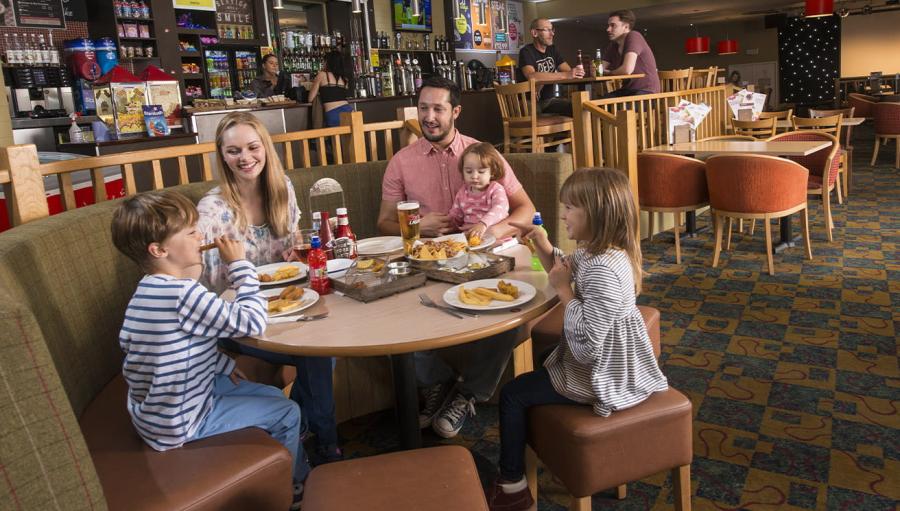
{"left": 559, "top": 167, "right": 643, "bottom": 293}
{"left": 111, "top": 190, "right": 198, "bottom": 271}
{"left": 458, "top": 142, "right": 506, "bottom": 181}
{"left": 215, "top": 112, "right": 292, "bottom": 238}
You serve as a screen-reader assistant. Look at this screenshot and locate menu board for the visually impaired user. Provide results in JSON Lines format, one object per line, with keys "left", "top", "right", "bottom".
{"left": 215, "top": 0, "right": 253, "bottom": 26}
{"left": 14, "top": 0, "right": 66, "bottom": 28}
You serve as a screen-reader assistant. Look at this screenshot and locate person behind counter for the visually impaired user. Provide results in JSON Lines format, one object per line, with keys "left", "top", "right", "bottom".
{"left": 307, "top": 51, "right": 353, "bottom": 127}
{"left": 251, "top": 54, "right": 289, "bottom": 98}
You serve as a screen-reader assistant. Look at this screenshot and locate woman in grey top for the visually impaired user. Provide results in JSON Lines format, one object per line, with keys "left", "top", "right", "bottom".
{"left": 251, "top": 54, "right": 288, "bottom": 98}
{"left": 485, "top": 168, "right": 668, "bottom": 511}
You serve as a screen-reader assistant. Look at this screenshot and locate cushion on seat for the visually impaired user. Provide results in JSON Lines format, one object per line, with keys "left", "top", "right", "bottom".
{"left": 79, "top": 376, "right": 293, "bottom": 511}
{"left": 509, "top": 115, "right": 573, "bottom": 128}
{"left": 527, "top": 387, "right": 693, "bottom": 498}
{"left": 303, "top": 445, "right": 488, "bottom": 511}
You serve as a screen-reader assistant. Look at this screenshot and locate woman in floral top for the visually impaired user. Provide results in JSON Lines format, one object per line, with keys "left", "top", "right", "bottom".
{"left": 198, "top": 112, "right": 342, "bottom": 464}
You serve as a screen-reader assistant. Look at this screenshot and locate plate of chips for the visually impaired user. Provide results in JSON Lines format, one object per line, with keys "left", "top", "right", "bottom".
{"left": 443, "top": 279, "right": 536, "bottom": 311}
{"left": 257, "top": 262, "right": 308, "bottom": 285}
{"left": 407, "top": 234, "right": 468, "bottom": 262}
{"left": 261, "top": 285, "right": 320, "bottom": 318}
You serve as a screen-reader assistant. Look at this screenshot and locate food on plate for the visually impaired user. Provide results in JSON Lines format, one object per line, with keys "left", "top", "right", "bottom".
{"left": 411, "top": 240, "right": 467, "bottom": 260}
{"left": 267, "top": 298, "right": 301, "bottom": 314}
{"left": 277, "top": 285, "right": 303, "bottom": 301}
{"left": 468, "top": 234, "right": 482, "bottom": 247}
{"left": 260, "top": 265, "right": 300, "bottom": 282}
{"left": 458, "top": 281, "right": 521, "bottom": 305}
{"left": 356, "top": 258, "right": 385, "bottom": 272}
{"left": 497, "top": 280, "right": 520, "bottom": 299}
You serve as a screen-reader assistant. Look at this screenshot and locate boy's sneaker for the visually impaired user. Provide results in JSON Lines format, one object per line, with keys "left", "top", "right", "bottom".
{"left": 418, "top": 380, "right": 454, "bottom": 429}
{"left": 290, "top": 482, "right": 304, "bottom": 511}
{"left": 485, "top": 480, "right": 535, "bottom": 511}
{"left": 432, "top": 391, "right": 476, "bottom": 438}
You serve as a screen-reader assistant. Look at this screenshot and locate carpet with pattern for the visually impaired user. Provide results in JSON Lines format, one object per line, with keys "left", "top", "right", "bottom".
{"left": 332, "top": 125, "right": 899, "bottom": 510}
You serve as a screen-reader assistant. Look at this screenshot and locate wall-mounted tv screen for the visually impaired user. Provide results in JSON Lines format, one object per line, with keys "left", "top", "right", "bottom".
{"left": 392, "top": 0, "right": 432, "bottom": 32}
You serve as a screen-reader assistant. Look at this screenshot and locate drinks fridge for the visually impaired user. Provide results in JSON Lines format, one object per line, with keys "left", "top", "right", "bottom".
{"left": 203, "top": 47, "right": 261, "bottom": 100}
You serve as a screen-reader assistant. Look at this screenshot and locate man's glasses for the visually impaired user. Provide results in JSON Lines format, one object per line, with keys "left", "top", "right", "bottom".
{"left": 535, "top": 28, "right": 555, "bottom": 33}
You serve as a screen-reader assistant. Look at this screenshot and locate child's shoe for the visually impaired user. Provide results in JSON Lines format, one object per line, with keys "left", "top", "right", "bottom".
{"left": 485, "top": 478, "right": 535, "bottom": 511}
{"left": 290, "top": 482, "right": 303, "bottom": 511}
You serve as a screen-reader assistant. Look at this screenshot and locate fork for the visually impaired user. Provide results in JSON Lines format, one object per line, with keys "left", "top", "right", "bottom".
{"left": 269, "top": 312, "right": 329, "bottom": 324}
{"left": 418, "top": 294, "right": 478, "bottom": 318}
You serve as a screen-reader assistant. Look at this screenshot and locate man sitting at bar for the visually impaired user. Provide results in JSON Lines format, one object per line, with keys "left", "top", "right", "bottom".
{"left": 601, "top": 9, "right": 660, "bottom": 97}
{"left": 517, "top": 18, "right": 585, "bottom": 116}
{"left": 376, "top": 76, "right": 536, "bottom": 440}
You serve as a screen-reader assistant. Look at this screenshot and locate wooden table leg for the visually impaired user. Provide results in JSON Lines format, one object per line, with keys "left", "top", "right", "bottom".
{"left": 390, "top": 353, "right": 422, "bottom": 450}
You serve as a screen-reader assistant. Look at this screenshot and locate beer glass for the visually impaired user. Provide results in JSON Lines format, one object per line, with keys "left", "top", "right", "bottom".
{"left": 397, "top": 200, "right": 420, "bottom": 255}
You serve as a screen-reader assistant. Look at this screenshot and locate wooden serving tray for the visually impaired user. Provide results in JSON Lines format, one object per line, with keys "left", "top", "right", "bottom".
{"left": 411, "top": 253, "right": 514, "bottom": 284}
{"left": 331, "top": 269, "right": 426, "bottom": 303}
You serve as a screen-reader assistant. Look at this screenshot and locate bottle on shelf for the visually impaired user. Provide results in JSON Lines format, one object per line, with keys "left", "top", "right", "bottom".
{"left": 394, "top": 31, "right": 402, "bottom": 50}
{"left": 307, "top": 235, "right": 331, "bottom": 295}
{"left": 68, "top": 114, "right": 84, "bottom": 143}
{"left": 530, "top": 212, "right": 546, "bottom": 271}
{"left": 381, "top": 57, "right": 395, "bottom": 96}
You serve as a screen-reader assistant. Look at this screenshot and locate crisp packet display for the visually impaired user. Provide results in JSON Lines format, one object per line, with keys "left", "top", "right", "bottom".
{"left": 727, "top": 89, "right": 767, "bottom": 120}
{"left": 668, "top": 100, "right": 711, "bottom": 141}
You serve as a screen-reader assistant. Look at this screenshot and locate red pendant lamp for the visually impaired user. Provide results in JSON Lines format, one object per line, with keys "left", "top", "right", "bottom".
{"left": 717, "top": 39, "right": 738, "bottom": 55}
{"left": 685, "top": 36, "right": 710, "bottom": 55}
{"left": 805, "top": 0, "right": 834, "bottom": 17}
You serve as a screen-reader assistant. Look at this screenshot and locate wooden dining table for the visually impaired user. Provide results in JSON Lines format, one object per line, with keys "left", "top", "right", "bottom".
{"left": 238, "top": 244, "right": 558, "bottom": 449}
{"left": 535, "top": 74, "right": 646, "bottom": 98}
{"left": 643, "top": 140, "right": 832, "bottom": 252}
{"left": 775, "top": 117, "right": 866, "bottom": 129}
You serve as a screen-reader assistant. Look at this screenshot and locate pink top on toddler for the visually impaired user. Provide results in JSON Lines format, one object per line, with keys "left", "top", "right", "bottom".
{"left": 448, "top": 181, "right": 510, "bottom": 229}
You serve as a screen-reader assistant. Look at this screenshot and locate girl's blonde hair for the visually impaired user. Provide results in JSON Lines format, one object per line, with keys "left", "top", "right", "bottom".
{"left": 559, "top": 167, "right": 643, "bottom": 293}
{"left": 215, "top": 112, "right": 292, "bottom": 238}
{"left": 458, "top": 142, "right": 506, "bottom": 181}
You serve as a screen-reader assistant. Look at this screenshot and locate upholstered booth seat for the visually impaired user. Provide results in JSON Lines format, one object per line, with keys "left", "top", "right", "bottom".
{"left": 303, "top": 446, "right": 488, "bottom": 511}
{"left": 80, "top": 376, "right": 293, "bottom": 511}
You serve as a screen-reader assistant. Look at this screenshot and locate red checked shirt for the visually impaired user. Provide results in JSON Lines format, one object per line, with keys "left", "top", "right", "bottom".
{"left": 382, "top": 131, "right": 523, "bottom": 216}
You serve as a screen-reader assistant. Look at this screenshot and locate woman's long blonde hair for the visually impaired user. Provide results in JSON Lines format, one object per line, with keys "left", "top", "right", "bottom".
{"left": 559, "top": 167, "right": 643, "bottom": 294}
{"left": 214, "top": 112, "right": 292, "bottom": 238}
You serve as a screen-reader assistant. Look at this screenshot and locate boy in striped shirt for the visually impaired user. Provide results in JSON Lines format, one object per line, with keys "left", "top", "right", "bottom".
{"left": 111, "top": 190, "right": 309, "bottom": 505}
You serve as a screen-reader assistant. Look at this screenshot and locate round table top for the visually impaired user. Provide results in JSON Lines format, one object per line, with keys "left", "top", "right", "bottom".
{"left": 239, "top": 244, "right": 558, "bottom": 357}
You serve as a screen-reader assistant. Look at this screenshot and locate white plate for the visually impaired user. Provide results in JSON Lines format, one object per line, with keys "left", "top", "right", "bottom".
{"left": 443, "top": 279, "right": 537, "bottom": 311}
{"left": 356, "top": 236, "right": 404, "bottom": 256}
{"left": 467, "top": 233, "right": 497, "bottom": 251}
{"left": 408, "top": 234, "right": 469, "bottom": 262}
{"left": 261, "top": 286, "right": 320, "bottom": 318}
{"left": 327, "top": 258, "right": 354, "bottom": 278}
{"left": 257, "top": 261, "right": 308, "bottom": 285}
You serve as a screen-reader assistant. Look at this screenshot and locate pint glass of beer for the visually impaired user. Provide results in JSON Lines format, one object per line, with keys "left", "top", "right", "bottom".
{"left": 397, "top": 200, "right": 421, "bottom": 255}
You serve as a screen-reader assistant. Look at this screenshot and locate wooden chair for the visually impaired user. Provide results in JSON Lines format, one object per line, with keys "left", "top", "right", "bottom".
{"left": 870, "top": 102, "right": 900, "bottom": 169}
{"left": 810, "top": 108, "right": 855, "bottom": 198}
{"left": 847, "top": 93, "right": 877, "bottom": 119}
{"left": 732, "top": 117, "right": 777, "bottom": 139}
{"left": 494, "top": 79, "right": 574, "bottom": 155}
{"left": 758, "top": 109, "right": 794, "bottom": 133}
{"left": 638, "top": 153, "right": 708, "bottom": 264}
{"left": 706, "top": 154, "right": 813, "bottom": 275}
{"left": 689, "top": 66, "right": 718, "bottom": 88}
{"left": 768, "top": 131, "right": 841, "bottom": 242}
{"left": 658, "top": 68, "right": 693, "bottom": 92}
{"left": 791, "top": 114, "right": 844, "bottom": 203}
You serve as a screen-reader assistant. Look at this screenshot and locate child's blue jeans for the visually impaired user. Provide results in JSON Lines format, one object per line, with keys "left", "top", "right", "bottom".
{"left": 189, "top": 374, "right": 310, "bottom": 483}
{"left": 498, "top": 367, "right": 579, "bottom": 481}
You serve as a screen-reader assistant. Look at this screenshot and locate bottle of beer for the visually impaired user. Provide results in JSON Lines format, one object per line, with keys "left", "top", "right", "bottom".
{"left": 593, "top": 48, "right": 604, "bottom": 77}
{"left": 307, "top": 235, "right": 331, "bottom": 295}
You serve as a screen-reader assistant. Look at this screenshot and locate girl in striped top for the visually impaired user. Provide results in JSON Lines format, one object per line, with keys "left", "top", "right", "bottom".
{"left": 486, "top": 168, "right": 668, "bottom": 511}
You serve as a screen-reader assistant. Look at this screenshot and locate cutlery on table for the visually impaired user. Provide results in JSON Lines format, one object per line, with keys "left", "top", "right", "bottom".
{"left": 268, "top": 312, "right": 329, "bottom": 324}
{"left": 418, "top": 293, "right": 478, "bottom": 319}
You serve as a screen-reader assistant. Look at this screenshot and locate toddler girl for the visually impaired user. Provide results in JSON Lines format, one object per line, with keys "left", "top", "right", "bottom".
{"left": 486, "top": 167, "right": 669, "bottom": 511}
{"left": 448, "top": 142, "right": 510, "bottom": 243}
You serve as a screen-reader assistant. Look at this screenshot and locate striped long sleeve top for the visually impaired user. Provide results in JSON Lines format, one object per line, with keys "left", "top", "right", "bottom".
{"left": 119, "top": 260, "right": 267, "bottom": 451}
{"left": 544, "top": 248, "right": 668, "bottom": 416}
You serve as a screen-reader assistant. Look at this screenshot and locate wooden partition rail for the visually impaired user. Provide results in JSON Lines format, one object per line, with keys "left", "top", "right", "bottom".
{"left": 0, "top": 109, "right": 422, "bottom": 228}
{"left": 834, "top": 74, "right": 899, "bottom": 106}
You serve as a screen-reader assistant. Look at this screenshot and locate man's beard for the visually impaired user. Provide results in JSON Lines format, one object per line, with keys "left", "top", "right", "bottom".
{"left": 422, "top": 123, "right": 452, "bottom": 143}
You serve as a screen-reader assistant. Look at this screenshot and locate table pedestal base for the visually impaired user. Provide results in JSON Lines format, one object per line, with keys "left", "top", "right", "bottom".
{"left": 390, "top": 353, "right": 422, "bottom": 450}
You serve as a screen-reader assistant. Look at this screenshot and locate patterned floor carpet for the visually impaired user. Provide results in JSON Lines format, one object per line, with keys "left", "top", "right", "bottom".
{"left": 333, "top": 125, "right": 899, "bottom": 510}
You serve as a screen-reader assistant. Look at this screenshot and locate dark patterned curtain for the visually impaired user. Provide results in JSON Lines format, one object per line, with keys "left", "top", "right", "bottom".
{"left": 778, "top": 14, "right": 841, "bottom": 104}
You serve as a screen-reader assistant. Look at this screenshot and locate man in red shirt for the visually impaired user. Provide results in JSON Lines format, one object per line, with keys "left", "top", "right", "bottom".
{"left": 601, "top": 9, "right": 660, "bottom": 97}
{"left": 376, "top": 76, "right": 536, "bottom": 440}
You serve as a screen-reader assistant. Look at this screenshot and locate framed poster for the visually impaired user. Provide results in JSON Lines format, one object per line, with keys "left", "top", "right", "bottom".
{"left": 173, "top": 0, "right": 216, "bottom": 12}
{"left": 471, "top": 0, "right": 492, "bottom": 50}
{"left": 506, "top": 1, "right": 523, "bottom": 51}
{"left": 452, "top": 0, "right": 472, "bottom": 49}
{"left": 14, "top": 0, "right": 65, "bottom": 28}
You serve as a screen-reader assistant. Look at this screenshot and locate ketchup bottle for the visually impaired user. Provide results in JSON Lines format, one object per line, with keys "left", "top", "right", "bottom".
{"left": 307, "top": 235, "right": 331, "bottom": 295}
{"left": 335, "top": 207, "right": 357, "bottom": 259}
{"left": 318, "top": 211, "right": 335, "bottom": 259}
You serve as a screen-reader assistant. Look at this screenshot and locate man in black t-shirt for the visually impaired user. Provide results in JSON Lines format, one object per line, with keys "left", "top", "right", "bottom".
{"left": 517, "top": 18, "right": 584, "bottom": 115}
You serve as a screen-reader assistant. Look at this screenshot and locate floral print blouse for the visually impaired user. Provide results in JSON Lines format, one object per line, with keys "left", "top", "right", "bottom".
{"left": 198, "top": 177, "right": 301, "bottom": 294}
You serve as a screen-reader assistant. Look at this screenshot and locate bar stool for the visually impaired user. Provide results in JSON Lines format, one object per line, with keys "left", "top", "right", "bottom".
{"left": 494, "top": 79, "right": 574, "bottom": 155}
{"left": 525, "top": 305, "right": 693, "bottom": 511}
{"left": 870, "top": 102, "right": 900, "bottom": 169}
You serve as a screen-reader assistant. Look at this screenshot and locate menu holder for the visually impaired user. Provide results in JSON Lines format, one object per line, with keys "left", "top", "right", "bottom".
{"left": 673, "top": 125, "right": 694, "bottom": 144}
{"left": 331, "top": 268, "right": 427, "bottom": 303}
{"left": 737, "top": 108, "right": 753, "bottom": 121}
{"left": 410, "top": 253, "right": 514, "bottom": 284}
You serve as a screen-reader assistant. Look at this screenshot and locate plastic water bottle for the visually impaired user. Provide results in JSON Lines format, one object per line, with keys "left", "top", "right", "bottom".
{"left": 530, "top": 212, "right": 546, "bottom": 271}
{"left": 307, "top": 235, "right": 331, "bottom": 295}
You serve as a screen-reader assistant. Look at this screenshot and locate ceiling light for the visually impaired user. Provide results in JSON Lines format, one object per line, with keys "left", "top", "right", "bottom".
{"left": 805, "top": 0, "right": 833, "bottom": 17}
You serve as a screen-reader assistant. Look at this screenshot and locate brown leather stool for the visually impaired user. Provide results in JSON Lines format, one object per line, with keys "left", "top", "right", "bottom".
{"left": 303, "top": 446, "right": 489, "bottom": 511}
{"left": 525, "top": 305, "right": 693, "bottom": 511}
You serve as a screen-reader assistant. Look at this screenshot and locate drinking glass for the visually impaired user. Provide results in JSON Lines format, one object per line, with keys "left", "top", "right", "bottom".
{"left": 290, "top": 228, "right": 318, "bottom": 264}
{"left": 397, "top": 200, "right": 420, "bottom": 255}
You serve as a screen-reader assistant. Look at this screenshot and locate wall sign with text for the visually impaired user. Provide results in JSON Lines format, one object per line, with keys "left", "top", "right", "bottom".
{"left": 173, "top": 0, "right": 216, "bottom": 12}
{"left": 14, "top": 0, "right": 66, "bottom": 28}
{"left": 215, "top": 0, "right": 253, "bottom": 26}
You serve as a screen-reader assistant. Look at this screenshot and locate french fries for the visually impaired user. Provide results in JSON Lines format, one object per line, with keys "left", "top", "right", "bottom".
{"left": 468, "top": 235, "right": 481, "bottom": 247}
{"left": 457, "top": 281, "right": 520, "bottom": 305}
{"left": 267, "top": 298, "right": 301, "bottom": 314}
{"left": 260, "top": 265, "right": 300, "bottom": 283}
